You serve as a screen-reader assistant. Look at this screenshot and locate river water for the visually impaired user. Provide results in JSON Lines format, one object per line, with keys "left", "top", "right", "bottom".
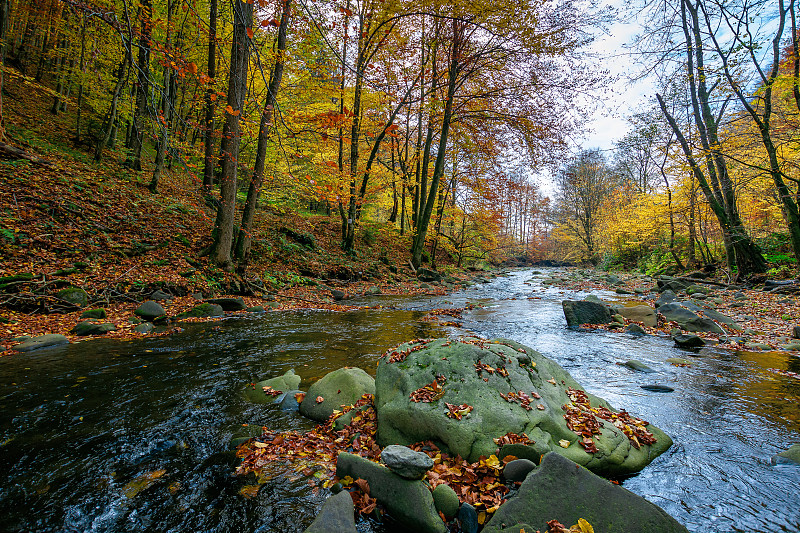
{"left": 0, "top": 269, "right": 798, "bottom": 532}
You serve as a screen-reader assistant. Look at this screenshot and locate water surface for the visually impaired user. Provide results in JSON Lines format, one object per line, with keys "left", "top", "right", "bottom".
{"left": 0, "top": 269, "right": 798, "bottom": 532}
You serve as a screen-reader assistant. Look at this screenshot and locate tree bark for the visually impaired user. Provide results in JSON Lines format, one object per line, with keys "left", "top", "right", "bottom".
{"left": 412, "top": 20, "right": 461, "bottom": 269}
{"left": 125, "top": 0, "right": 152, "bottom": 171}
{"left": 213, "top": 0, "right": 253, "bottom": 270}
{"left": 201, "top": 0, "right": 218, "bottom": 193}
{"left": 235, "top": 0, "right": 291, "bottom": 265}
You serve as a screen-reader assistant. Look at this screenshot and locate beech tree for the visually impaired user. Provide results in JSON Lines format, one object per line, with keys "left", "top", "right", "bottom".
{"left": 636, "top": 0, "right": 767, "bottom": 276}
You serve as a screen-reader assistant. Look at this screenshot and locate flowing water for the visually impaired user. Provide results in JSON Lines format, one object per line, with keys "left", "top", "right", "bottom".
{"left": 0, "top": 269, "right": 798, "bottom": 532}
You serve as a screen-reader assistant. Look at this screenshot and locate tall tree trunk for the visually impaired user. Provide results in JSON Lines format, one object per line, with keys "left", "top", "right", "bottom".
{"left": 95, "top": 54, "right": 129, "bottom": 161}
{"left": 213, "top": 0, "right": 253, "bottom": 270}
{"left": 125, "top": 0, "right": 152, "bottom": 171}
{"left": 336, "top": 0, "right": 351, "bottom": 242}
{"left": 74, "top": 16, "right": 87, "bottom": 144}
{"left": 412, "top": 20, "right": 461, "bottom": 269}
{"left": 655, "top": 0, "right": 765, "bottom": 277}
{"left": 201, "top": 0, "right": 218, "bottom": 193}
{"left": 151, "top": 0, "right": 176, "bottom": 193}
{"left": 235, "top": 0, "right": 291, "bottom": 265}
{"left": 341, "top": 11, "right": 367, "bottom": 252}
{"left": 0, "top": 0, "right": 8, "bottom": 141}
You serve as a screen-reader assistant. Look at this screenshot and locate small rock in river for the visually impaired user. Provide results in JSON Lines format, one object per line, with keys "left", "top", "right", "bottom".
{"left": 666, "top": 357, "right": 694, "bottom": 366}
{"left": 771, "top": 443, "right": 800, "bottom": 465}
{"left": 621, "top": 360, "right": 656, "bottom": 373}
{"left": 640, "top": 384, "right": 675, "bottom": 393}
{"left": 673, "top": 333, "right": 705, "bottom": 348}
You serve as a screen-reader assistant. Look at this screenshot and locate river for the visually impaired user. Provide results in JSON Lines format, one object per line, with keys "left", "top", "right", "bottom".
{"left": 0, "top": 268, "right": 798, "bottom": 532}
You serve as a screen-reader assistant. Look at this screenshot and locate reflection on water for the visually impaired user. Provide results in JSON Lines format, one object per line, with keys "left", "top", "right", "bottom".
{"left": 0, "top": 271, "right": 798, "bottom": 532}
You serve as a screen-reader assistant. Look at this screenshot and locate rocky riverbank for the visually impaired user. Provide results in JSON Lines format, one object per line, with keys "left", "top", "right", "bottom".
{"left": 533, "top": 268, "right": 800, "bottom": 355}
{"left": 1, "top": 267, "right": 496, "bottom": 355}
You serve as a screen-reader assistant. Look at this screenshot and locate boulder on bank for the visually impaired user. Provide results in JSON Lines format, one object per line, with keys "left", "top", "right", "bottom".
{"left": 244, "top": 369, "right": 302, "bottom": 403}
{"left": 562, "top": 300, "right": 612, "bottom": 328}
{"left": 482, "top": 452, "right": 688, "bottom": 533}
{"left": 417, "top": 268, "right": 443, "bottom": 283}
{"left": 336, "top": 452, "right": 446, "bottom": 533}
{"left": 135, "top": 300, "right": 166, "bottom": 320}
{"left": 71, "top": 321, "right": 117, "bottom": 336}
{"left": 206, "top": 297, "right": 246, "bottom": 311}
{"left": 658, "top": 303, "right": 724, "bottom": 334}
{"left": 655, "top": 290, "right": 678, "bottom": 308}
{"left": 176, "top": 303, "right": 224, "bottom": 319}
{"left": 300, "top": 367, "right": 375, "bottom": 421}
{"left": 656, "top": 278, "right": 692, "bottom": 294}
{"left": 302, "top": 490, "right": 357, "bottom": 533}
{"left": 375, "top": 338, "right": 672, "bottom": 476}
{"left": 56, "top": 286, "right": 88, "bottom": 307}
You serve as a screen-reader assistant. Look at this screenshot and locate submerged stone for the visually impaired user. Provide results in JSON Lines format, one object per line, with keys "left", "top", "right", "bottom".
{"left": 771, "top": 443, "right": 800, "bottom": 465}
{"left": 640, "top": 385, "right": 674, "bottom": 393}
{"left": 621, "top": 360, "right": 656, "bottom": 373}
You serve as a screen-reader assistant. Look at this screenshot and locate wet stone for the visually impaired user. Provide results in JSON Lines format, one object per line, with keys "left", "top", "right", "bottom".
{"left": 502, "top": 458, "right": 537, "bottom": 482}
{"left": 640, "top": 385, "right": 675, "bottom": 393}
{"left": 381, "top": 445, "right": 434, "bottom": 480}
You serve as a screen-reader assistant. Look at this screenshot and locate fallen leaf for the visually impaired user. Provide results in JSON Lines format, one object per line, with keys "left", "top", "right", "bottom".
{"left": 316, "top": 396, "right": 324, "bottom": 404}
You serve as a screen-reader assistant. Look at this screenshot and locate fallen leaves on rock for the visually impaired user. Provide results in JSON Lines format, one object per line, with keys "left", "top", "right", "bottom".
{"left": 261, "top": 386, "right": 281, "bottom": 397}
{"left": 493, "top": 432, "right": 533, "bottom": 446}
{"left": 444, "top": 402, "right": 473, "bottom": 420}
{"left": 563, "top": 387, "right": 656, "bottom": 451}
{"left": 409, "top": 375, "right": 446, "bottom": 403}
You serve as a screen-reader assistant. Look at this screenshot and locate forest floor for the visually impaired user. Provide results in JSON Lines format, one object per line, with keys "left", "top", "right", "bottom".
{"left": 540, "top": 269, "right": 800, "bottom": 359}
{"left": 0, "top": 69, "right": 482, "bottom": 354}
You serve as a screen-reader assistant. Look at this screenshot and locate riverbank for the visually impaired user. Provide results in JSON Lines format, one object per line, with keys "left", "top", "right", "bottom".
{"left": 0, "top": 270, "right": 490, "bottom": 353}
{"left": 0, "top": 69, "right": 497, "bottom": 355}
{"left": 537, "top": 268, "right": 800, "bottom": 354}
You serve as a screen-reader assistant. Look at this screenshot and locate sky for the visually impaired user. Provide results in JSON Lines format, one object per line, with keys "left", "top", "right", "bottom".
{"left": 580, "top": 9, "right": 655, "bottom": 154}
{"left": 531, "top": 2, "right": 654, "bottom": 196}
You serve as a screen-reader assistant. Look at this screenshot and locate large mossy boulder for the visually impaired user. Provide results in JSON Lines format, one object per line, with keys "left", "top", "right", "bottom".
{"left": 375, "top": 338, "right": 672, "bottom": 476}
{"left": 300, "top": 367, "right": 375, "bottom": 422}
{"left": 244, "top": 369, "right": 302, "bottom": 403}
{"left": 176, "top": 303, "right": 224, "bottom": 319}
{"left": 562, "top": 300, "right": 612, "bottom": 328}
{"left": 56, "top": 286, "right": 88, "bottom": 307}
{"left": 336, "top": 452, "right": 446, "bottom": 533}
{"left": 482, "top": 452, "right": 688, "bottom": 533}
{"left": 658, "top": 303, "right": 724, "bottom": 334}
